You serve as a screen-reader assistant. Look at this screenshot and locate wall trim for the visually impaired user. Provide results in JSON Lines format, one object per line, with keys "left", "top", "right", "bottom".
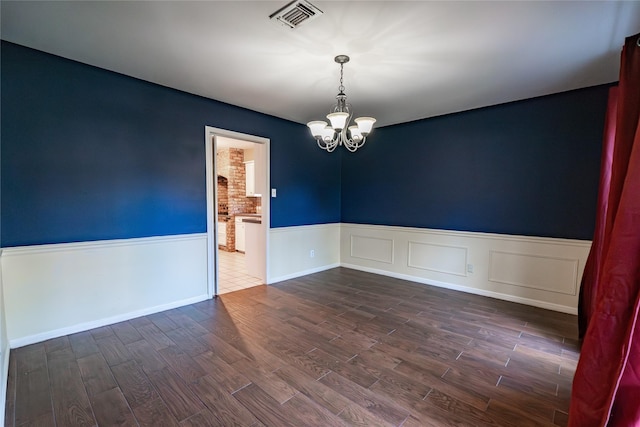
{"left": 10, "top": 294, "right": 209, "bottom": 349}
{"left": 1, "top": 233, "right": 206, "bottom": 256}
{"left": 341, "top": 262, "right": 578, "bottom": 315}
{"left": 342, "top": 223, "right": 592, "bottom": 248}
{"left": 269, "top": 222, "right": 341, "bottom": 234}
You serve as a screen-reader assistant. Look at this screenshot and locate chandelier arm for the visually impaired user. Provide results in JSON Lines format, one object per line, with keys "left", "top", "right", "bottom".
{"left": 341, "top": 126, "right": 351, "bottom": 147}
{"left": 330, "top": 131, "right": 338, "bottom": 147}
{"left": 344, "top": 140, "right": 358, "bottom": 152}
{"left": 347, "top": 134, "right": 367, "bottom": 152}
{"left": 319, "top": 133, "right": 340, "bottom": 152}
{"left": 326, "top": 136, "right": 338, "bottom": 152}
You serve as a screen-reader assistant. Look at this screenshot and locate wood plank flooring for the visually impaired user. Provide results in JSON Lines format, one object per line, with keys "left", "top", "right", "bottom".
{"left": 4, "top": 267, "right": 579, "bottom": 426}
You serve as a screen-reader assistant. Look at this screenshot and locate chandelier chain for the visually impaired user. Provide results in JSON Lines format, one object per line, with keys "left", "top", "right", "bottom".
{"left": 339, "top": 63, "right": 345, "bottom": 93}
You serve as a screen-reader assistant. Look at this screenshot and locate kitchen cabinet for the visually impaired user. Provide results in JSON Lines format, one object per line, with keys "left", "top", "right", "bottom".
{"left": 244, "top": 160, "right": 266, "bottom": 197}
{"left": 218, "top": 221, "right": 227, "bottom": 246}
{"left": 244, "top": 218, "right": 266, "bottom": 282}
{"left": 235, "top": 216, "right": 247, "bottom": 252}
{"left": 245, "top": 160, "right": 256, "bottom": 197}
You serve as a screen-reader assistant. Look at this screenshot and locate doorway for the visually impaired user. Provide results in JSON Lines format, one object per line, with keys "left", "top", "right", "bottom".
{"left": 204, "top": 127, "right": 269, "bottom": 297}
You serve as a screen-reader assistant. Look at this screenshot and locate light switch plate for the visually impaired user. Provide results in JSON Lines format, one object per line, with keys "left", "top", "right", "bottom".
{"left": 271, "top": 188, "right": 277, "bottom": 197}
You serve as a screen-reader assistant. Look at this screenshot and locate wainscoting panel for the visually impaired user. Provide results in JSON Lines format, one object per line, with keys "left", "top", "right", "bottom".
{"left": 489, "top": 251, "right": 579, "bottom": 295}
{"left": 408, "top": 242, "right": 468, "bottom": 276}
{"left": 1, "top": 234, "right": 209, "bottom": 348}
{"left": 350, "top": 235, "right": 394, "bottom": 264}
{"left": 268, "top": 223, "right": 341, "bottom": 283}
{"left": 340, "top": 223, "right": 591, "bottom": 313}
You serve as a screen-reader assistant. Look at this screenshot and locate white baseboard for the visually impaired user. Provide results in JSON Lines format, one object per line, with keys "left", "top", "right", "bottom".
{"left": 341, "top": 262, "right": 577, "bottom": 314}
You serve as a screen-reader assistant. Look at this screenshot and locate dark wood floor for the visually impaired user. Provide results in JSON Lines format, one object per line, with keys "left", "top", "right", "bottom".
{"left": 5, "top": 267, "right": 579, "bottom": 426}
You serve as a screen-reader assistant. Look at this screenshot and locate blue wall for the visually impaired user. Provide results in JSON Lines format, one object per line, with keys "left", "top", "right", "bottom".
{"left": 2, "top": 42, "right": 609, "bottom": 246}
{"left": 341, "top": 85, "right": 609, "bottom": 240}
{"left": 1, "top": 42, "right": 341, "bottom": 247}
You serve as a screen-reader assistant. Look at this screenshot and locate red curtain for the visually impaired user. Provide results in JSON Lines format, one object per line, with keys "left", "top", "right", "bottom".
{"left": 577, "top": 86, "right": 617, "bottom": 338}
{"left": 570, "top": 32, "right": 640, "bottom": 426}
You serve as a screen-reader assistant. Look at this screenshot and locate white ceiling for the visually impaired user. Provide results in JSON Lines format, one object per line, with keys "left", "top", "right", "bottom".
{"left": 2, "top": 1, "right": 639, "bottom": 128}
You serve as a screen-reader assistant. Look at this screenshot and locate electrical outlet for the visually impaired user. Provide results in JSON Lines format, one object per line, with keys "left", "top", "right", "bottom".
{"left": 467, "top": 264, "right": 473, "bottom": 273}
{"left": 310, "top": 250, "right": 315, "bottom": 258}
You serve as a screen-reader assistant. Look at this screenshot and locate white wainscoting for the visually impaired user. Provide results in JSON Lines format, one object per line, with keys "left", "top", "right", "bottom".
{"left": 268, "top": 223, "right": 341, "bottom": 283}
{"left": 0, "top": 251, "right": 8, "bottom": 427}
{"left": 0, "top": 222, "right": 590, "bottom": 352}
{"left": 340, "top": 223, "right": 591, "bottom": 314}
{"left": 1, "top": 234, "right": 209, "bottom": 348}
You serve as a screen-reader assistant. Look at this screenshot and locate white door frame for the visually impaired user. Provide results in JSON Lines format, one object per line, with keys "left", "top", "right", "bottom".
{"left": 204, "top": 126, "right": 270, "bottom": 297}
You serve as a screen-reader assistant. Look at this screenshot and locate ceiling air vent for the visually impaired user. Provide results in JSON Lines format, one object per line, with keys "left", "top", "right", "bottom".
{"left": 270, "top": 0, "right": 323, "bottom": 29}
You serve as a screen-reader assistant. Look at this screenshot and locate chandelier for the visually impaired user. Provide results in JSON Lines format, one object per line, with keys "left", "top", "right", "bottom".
{"left": 307, "top": 55, "right": 376, "bottom": 152}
